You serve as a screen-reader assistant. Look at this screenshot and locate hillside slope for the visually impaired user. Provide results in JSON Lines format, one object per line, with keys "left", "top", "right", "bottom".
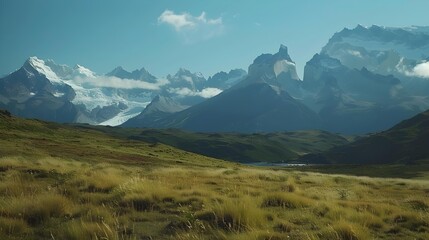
{"left": 125, "top": 129, "right": 350, "bottom": 163}
{"left": 0, "top": 110, "right": 428, "bottom": 240}
{"left": 300, "top": 109, "right": 429, "bottom": 164}
{"left": 0, "top": 109, "right": 225, "bottom": 168}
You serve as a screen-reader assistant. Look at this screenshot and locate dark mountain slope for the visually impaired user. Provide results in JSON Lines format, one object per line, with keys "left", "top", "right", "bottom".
{"left": 124, "top": 45, "right": 322, "bottom": 133}
{"left": 126, "top": 128, "right": 350, "bottom": 163}
{"left": 135, "top": 82, "right": 321, "bottom": 133}
{"left": 300, "top": 109, "right": 429, "bottom": 164}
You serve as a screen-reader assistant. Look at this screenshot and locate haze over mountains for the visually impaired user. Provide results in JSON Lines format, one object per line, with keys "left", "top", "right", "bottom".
{"left": 1, "top": 25, "right": 429, "bottom": 134}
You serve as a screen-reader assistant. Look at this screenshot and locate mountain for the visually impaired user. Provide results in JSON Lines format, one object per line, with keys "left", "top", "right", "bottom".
{"left": 299, "top": 25, "right": 429, "bottom": 134}
{"left": 124, "top": 45, "right": 322, "bottom": 132}
{"left": 122, "top": 95, "right": 187, "bottom": 127}
{"left": 106, "top": 66, "right": 157, "bottom": 83}
{"left": 0, "top": 57, "right": 240, "bottom": 127}
{"left": 322, "top": 25, "right": 429, "bottom": 76}
{"left": 0, "top": 57, "right": 161, "bottom": 125}
{"left": 301, "top": 53, "right": 428, "bottom": 134}
{"left": 206, "top": 69, "right": 247, "bottom": 90}
{"left": 1, "top": 57, "right": 207, "bottom": 126}
{"left": 166, "top": 68, "right": 206, "bottom": 91}
{"left": 300, "top": 109, "right": 429, "bottom": 164}
{"left": 3, "top": 25, "right": 428, "bottom": 133}
{"left": 321, "top": 25, "right": 429, "bottom": 95}
{"left": 0, "top": 57, "right": 79, "bottom": 122}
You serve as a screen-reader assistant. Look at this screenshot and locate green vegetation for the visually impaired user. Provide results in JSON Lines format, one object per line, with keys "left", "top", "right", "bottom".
{"left": 76, "top": 126, "right": 352, "bottom": 163}
{"left": 301, "top": 109, "right": 429, "bottom": 165}
{"left": 0, "top": 111, "right": 428, "bottom": 239}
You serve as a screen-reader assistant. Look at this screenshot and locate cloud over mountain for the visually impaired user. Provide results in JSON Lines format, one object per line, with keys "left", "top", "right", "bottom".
{"left": 73, "top": 76, "right": 169, "bottom": 90}
{"left": 168, "top": 87, "right": 222, "bottom": 98}
{"left": 412, "top": 61, "right": 429, "bottom": 78}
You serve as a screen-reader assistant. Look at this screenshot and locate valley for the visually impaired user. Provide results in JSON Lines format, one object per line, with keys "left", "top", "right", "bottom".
{"left": 0, "top": 111, "right": 428, "bottom": 239}
{"left": 1, "top": 4, "right": 429, "bottom": 239}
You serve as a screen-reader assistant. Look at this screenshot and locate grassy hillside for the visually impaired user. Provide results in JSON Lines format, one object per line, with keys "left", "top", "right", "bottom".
{"left": 300, "top": 109, "right": 429, "bottom": 165}
{"left": 0, "top": 111, "right": 428, "bottom": 239}
{"left": 72, "top": 126, "right": 352, "bottom": 163}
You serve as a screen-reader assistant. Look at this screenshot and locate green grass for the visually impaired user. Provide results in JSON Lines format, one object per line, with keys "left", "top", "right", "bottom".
{"left": 75, "top": 125, "right": 352, "bottom": 163}
{"left": 289, "top": 164, "right": 429, "bottom": 180}
{"left": 300, "top": 109, "right": 429, "bottom": 165}
{"left": 0, "top": 111, "right": 428, "bottom": 239}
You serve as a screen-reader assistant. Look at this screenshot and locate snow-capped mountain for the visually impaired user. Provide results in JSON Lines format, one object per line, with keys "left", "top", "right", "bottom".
{"left": 166, "top": 68, "right": 206, "bottom": 91}
{"left": 122, "top": 95, "right": 187, "bottom": 128}
{"left": 106, "top": 66, "right": 157, "bottom": 83}
{"left": 322, "top": 25, "right": 429, "bottom": 79}
{"left": 123, "top": 45, "right": 322, "bottom": 132}
{"left": 164, "top": 68, "right": 224, "bottom": 106}
{"left": 300, "top": 25, "right": 429, "bottom": 133}
{"left": 2, "top": 25, "right": 428, "bottom": 133}
{"left": 0, "top": 57, "right": 236, "bottom": 126}
{"left": 0, "top": 57, "right": 78, "bottom": 123}
{"left": 206, "top": 69, "right": 247, "bottom": 90}
{"left": 0, "top": 57, "right": 158, "bottom": 125}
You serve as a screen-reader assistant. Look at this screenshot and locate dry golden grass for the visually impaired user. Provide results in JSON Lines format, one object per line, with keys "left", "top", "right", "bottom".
{"left": 1, "top": 115, "right": 428, "bottom": 239}
{"left": 0, "top": 156, "right": 428, "bottom": 240}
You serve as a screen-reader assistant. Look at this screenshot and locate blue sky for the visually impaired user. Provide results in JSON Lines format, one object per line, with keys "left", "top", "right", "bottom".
{"left": 1, "top": 0, "right": 428, "bottom": 78}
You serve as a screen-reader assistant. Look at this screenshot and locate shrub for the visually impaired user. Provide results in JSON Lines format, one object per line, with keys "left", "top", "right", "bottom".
{"left": 321, "top": 221, "right": 369, "bottom": 240}
{"left": 58, "top": 220, "right": 115, "bottom": 240}
{"left": 199, "top": 197, "right": 264, "bottom": 232}
{"left": 0, "top": 194, "right": 73, "bottom": 226}
{"left": 0, "top": 217, "right": 30, "bottom": 236}
{"left": 261, "top": 193, "right": 312, "bottom": 209}
{"left": 393, "top": 213, "right": 429, "bottom": 232}
{"left": 273, "top": 221, "right": 294, "bottom": 233}
{"left": 280, "top": 182, "right": 297, "bottom": 193}
{"left": 312, "top": 204, "right": 330, "bottom": 217}
{"left": 406, "top": 199, "right": 429, "bottom": 211}
{"left": 122, "top": 194, "right": 158, "bottom": 212}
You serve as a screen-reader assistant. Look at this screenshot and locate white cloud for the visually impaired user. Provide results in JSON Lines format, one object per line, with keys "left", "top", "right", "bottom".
{"left": 199, "top": 88, "right": 223, "bottom": 98}
{"left": 412, "top": 61, "right": 429, "bottom": 78}
{"left": 168, "top": 87, "right": 222, "bottom": 98}
{"left": 158, "top": 10, "right": 196, "bottom": 31}
{"left": 73, "top": 76, "right": 169, "bottom": 90}
{"left": 158, "top": 10, "right": 224, "bottom": 43}
{"left": 397, "top": 59, "right": 429, "bottom": 78}
{"left": 347, "top": 50, "right": 363, "bottom": 58}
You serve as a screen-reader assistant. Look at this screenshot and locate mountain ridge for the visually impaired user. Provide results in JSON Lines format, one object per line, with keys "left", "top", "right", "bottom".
{"left": 299, "top": 109, "right": 429, "bottom": 164}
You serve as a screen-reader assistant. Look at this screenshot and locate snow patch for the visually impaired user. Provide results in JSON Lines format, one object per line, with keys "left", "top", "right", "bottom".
{"left": 339, "top": 37, "right": 429, "bottom": 60}
{"left": 319, "top": 58, "right": 342, "bottom": 69}
{"left": 181, "top": 76, "right": 193, "bottom": 84}
{"left": 273, "top": 60, "right": 299, "bottom": 79}
{"left": 53, "top": 92, "right": 65, "bottom": 97}
{"left": 28, "top": 57, "right": 63, "bottom": 83}
{"left": 74, "top": 64, "right": 96, "bottom": 78}
{"left": 195, "top": 72, "right": 204, "bottom": 78}
{"left": 348, "top": 50, "right": 363, "bottom": 58}
{"left": 98, "top": 109, "right": 144, "bottom": 126}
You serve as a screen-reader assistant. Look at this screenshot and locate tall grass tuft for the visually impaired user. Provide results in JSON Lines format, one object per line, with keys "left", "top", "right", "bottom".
{"left": 261, "top": 192, "right": 312, "bottom": 209}
{"left": 199, "top": 197, "right": 264, "bottom": 232}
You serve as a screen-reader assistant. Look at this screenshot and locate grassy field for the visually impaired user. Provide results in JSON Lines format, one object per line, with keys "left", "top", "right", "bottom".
{"left": 0, "top": 112, "right": 428, "bottom": 239}
{"left": 74, "top": 125, "right": 353, "bottom": 163}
